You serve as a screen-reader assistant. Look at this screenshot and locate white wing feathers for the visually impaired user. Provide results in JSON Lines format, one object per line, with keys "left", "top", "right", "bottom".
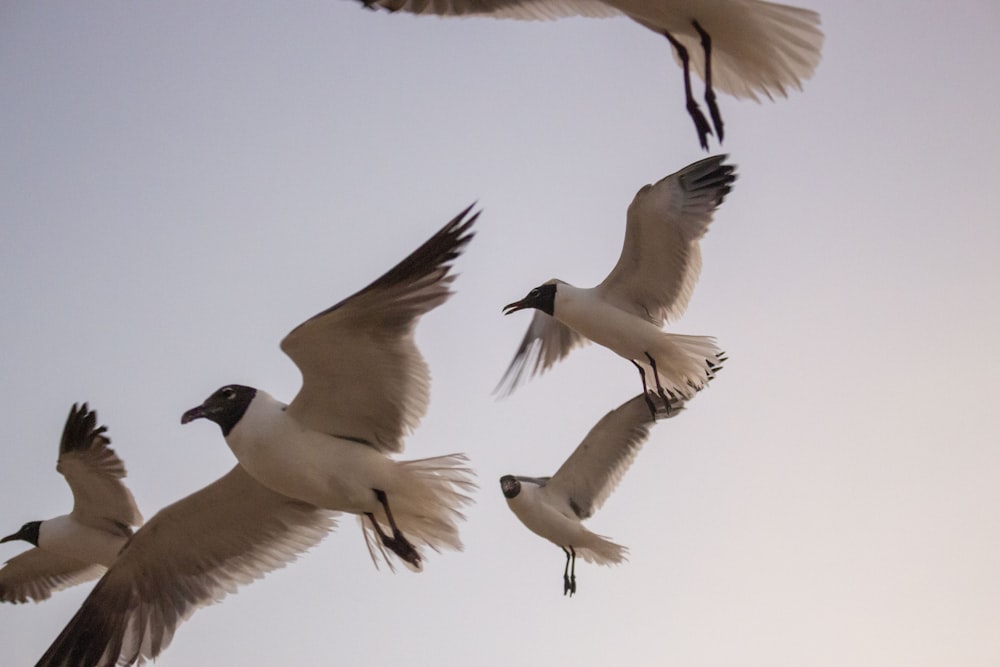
{"left": 597, "top": 155, "right": 736, "bottom": 325}
{"left": 281, "top": 205, "right": 478, "bottom": 453}
{"left": 57, "top": 403, "right": 143, "bottom": 534}
{"left": 547, "top": 394, "right": 684, "bottom": 519}
{"left": 35, "top": 466, "right": 337, "bottom": 667}
{"left": 494, "top": 310, "right": 588, "bottom": 396}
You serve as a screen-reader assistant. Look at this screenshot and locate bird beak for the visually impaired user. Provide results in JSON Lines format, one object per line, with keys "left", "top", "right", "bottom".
{"left": 502, "top": 297, "right": 530, "bottom": 315}
{"left": 180, "top": 405, "right": 206, "bottom": 425}
{"left": 0, "top": 532, "right": 18, "bottom": 544}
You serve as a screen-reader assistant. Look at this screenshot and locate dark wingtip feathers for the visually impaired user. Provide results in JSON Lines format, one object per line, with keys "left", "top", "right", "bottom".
{"left": 60, "top": 403, "right": 110, "bottom": 456}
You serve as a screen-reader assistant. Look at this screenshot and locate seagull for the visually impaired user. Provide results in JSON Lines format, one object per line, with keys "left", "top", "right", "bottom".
{"left": 355, "top": 0, "right": 824, "bottom": 149}
{"left": 498, "top": 155, "right": 734, "bottom": 418}
{"left": 0, "top": 403, "right": 142, "bottom": 604}
{"left": 34, "top": 206, "right": 478, "bottom": 667}
{"left": 500, "top": 392, "right": 686, "bottom": 596}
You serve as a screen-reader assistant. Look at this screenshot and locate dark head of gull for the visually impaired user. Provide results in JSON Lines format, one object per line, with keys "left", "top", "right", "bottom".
{"left": 499, "top": 475, "right": 521, "bottom": 499}
{"left": 181, "top": 384, "right": 257, "bottom": 437}
{"left": 1, "top": 521, "right": 41, "bottom": 546}
{"left": 502, "top": 282, "right": 557, "bottom": 317}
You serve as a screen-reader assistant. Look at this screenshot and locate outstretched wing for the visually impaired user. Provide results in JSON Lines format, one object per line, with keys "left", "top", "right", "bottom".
{"left": 494, "top": 309, "right": 588, "bottom": 396}
{"left": 281, "top": 206, "right": 477, "bottom": 453}
{"left": 597, "top": 155, "right": 736, "bottom": 325}
{"left": 35, "top": 466, "right": 337, "bottom": 667}
{"left": 0, "top": 549, "right": 104, "bottom": 604}
{"left": 547, "top": 394, "right": 684, "bottom": 519}
{"left": 58, "top": 403, "right": 143, "bottom": 533}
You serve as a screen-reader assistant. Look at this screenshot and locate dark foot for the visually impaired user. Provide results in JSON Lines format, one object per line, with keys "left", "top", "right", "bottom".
{"left": 370, "top": 489, "right": 422, "bottom": 568}
{"left": 663, "top": 29, "right": 713, "bottom": 150}
{"left": 686, "top": 101, "right": 714, "bottom": 151}
{"left": 644, "top": 352, "right": 674, "bottom": 415}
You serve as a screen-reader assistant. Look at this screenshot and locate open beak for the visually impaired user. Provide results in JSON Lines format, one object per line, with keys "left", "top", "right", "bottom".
{"left": 502, "top": 298, "right": 531, "bottom": 315}
{"left": 180, "top": 405, "right": 206, "bottom": 425}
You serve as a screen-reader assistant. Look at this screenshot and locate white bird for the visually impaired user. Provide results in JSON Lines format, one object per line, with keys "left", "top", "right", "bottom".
{"left": 501, "top": 393, "right": 685, "bottom": 595}
{"left": 35, "top": 206, "right": 478, "bottom": 667}
{"left": 498, "top": 155, "right": 734, "bottom": 418}
{"left": 0, "top": 403, "right": 142, "bottom": 604}
{"left": 355, "top": 0, "right": 824, "bottom": 149}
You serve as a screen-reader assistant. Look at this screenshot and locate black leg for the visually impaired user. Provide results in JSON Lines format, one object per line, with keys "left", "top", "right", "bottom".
{"left": 663, "top": 30, "right": 713, "bottom": 150}
{"left": 369, "top": 489, "right": 421, "bottom": 568}
{"left": 631, "top": 359, "right": 659, "bottom": 420}
{"left": 569, "top": 546, "right": 577, "bottom": 596}
{"left": 692, "top": 20, "right": 724, "bottom": 143}
{"left": 562, "top": 547, "right": 573, "bottom": 596}
{"left": 644, "top": 352, "right": 673, "bottom": 415}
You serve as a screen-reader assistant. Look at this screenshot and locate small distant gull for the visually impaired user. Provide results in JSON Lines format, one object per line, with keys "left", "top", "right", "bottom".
{"left": 499, "top": 155, "right": 734, "bottom": 418}
{"left": 35, "top": 206, "right": 479, "bottom": 667}
{"left": 501, "top": 392, "right": 686, "bottom": 596}
{"left": 0, "top": 404, "right": 142, "bottom": 604}
{"left": 355, "top": 0, "right": 824, "bottom": 149}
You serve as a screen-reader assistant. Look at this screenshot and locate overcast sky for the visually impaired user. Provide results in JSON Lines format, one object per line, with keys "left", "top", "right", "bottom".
{"left": 2, "top": 1, "right": 999, "bottom": 665}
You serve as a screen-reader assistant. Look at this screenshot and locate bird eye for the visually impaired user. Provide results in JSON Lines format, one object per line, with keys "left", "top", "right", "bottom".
{"left": 529, "top": 288, "right": 540, "bottom": 298}
{"left": 221, "top": 387, "right": 235, "bottom": 400}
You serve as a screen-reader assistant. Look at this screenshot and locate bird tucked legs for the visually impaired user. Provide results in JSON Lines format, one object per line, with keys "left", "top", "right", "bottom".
{"left": 366, "top": 489, "right": 422, "bottom": 568}
{"left": 662, "top": 30, "right": 713, "bottom": 150}
{"left": 631, "top": 359, "right": 661, "bottom": 420}
{"left": 643, "top": 352, "right": 674, "bottom": 416}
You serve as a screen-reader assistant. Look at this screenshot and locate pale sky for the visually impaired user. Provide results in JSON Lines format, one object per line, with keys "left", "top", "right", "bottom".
{"left": 2, "top": 1, "right": 999, "bottom": 665}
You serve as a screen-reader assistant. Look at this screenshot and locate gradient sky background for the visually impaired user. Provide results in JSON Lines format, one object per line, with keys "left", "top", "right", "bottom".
{"left": 2, "top": 2, "right": 999, "bottom": 665}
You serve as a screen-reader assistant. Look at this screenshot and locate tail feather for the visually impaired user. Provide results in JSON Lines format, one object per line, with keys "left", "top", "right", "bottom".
{"left": 360, "top": 453, "right": 476, "bottom": 571}
{"left": 577, "top": 532, "right": 628, "bottom": 566}
{"left": 646, "top": 333, "right": 725, "bottom": 399}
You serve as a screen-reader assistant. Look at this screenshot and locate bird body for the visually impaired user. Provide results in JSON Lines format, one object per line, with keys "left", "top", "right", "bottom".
{"left": 223, "top": 389, "right": 470, "bottom": 558}
{"left": 358, "top": 0, "right": 823, "bottom": 146}
{"left": 35, "top": 206, "right": 478, "bottom": 666}
{"left": 501, "top": 393, "right": 687, "bottom": 594}
{"left": 545, "top": 280, "right": 720, "bottom": 397}
{"left": 503, "top": 478, "right": 626, "bottom": 565}
{"left": 500, "top": 156, "right": 735, "bottom": 411}
{"left": 34, "top": 515, "right": 126, "bottom": 568}
{"left": 0, "top": 404, "right": 141, "bottom": 604}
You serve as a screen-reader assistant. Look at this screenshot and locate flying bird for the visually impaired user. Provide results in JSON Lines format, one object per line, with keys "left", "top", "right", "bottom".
{"left": 0, "top": 403, "right": 142, "bottom": 604}
{"left": 355, "top": 0, "right": 824, "bottom": 149}
{"left": 35, "top": 206, "right": 478, "bottom": 667}
{"left": 498, "top": 155, "right": 734, "bottom": 418}
{"left": 500, "top": 392, "right": 685, "bottom": 596}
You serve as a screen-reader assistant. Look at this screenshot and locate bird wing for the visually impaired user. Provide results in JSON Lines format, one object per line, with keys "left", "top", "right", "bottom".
{"left": 361, "top": 0, "right": 620, "bottom": 20}
{"left": 35, "top": 465, "right": 338, "bottom": 667}
{"left": 495, "top": 310, "right": 589, "bottom": 396}
{"left": 546, "top": 394, "right": 684, "bottom": 519}
{"left": 280, "top": 206, "right": 477, "bottom": 454}
{"left": 0, "top": 549, "right": 105, "bottom": 604}
{"left": 57, "top": 403, "right": 143, "bottom": 533}
{"left": 596, "top": 155, "right": 736, "bottom": 325}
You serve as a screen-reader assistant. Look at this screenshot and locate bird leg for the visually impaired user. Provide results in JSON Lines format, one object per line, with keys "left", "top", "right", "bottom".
{"left": 366, "top": 489, "right": 421, "bottom": 568}
{"left": 644, "top": 352, "right": 674, "bottom": 415}
{"left": 662, "top": 30, "right": 713, "bottom": 150}
{"left": 562, "top": 546, "right": 577, "bottom": 597}
{"left": 692, "top": 20, "right": 724, "bottom": 143}
{"left": 631, "top": 359, "right": 660, "bottom": 420}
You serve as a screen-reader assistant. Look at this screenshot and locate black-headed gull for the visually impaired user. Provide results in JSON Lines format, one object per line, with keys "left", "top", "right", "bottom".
{"left": 355, "top": 0, "right": 823, "bottom": 149}
{"left": 499, "top": 155, "right": 734, "bottom": 417}
{"left": 35, "top": 206, "right": 478, "bottom": 667}
{"left": 501, "top": 393, "right": 685, "bottom": 595}
{"left": 0, "top": 404, "right": 142, "bottom": 604}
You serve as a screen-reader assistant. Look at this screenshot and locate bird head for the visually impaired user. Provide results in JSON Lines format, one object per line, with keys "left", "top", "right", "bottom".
{"left": 181, "top": 385, "right": 257, "bottom": 436}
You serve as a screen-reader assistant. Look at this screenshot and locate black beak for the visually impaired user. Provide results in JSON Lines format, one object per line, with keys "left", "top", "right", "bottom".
{"left": 502, "top": 298, "right": 531, "bottom": 315}
{"left": 180, "top": 405, "right": 206, "bottom": 425}
{"left": 0, "top": 532, "right": 17, "bottom": 544}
